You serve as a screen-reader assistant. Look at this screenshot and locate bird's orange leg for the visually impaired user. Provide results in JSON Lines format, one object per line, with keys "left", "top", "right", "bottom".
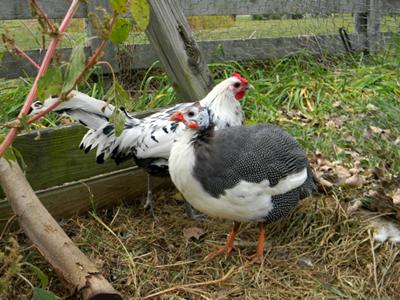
{"left": 240, "top": 223, "right": 265, "bottom": 269}
{"left": 204, "top": 221, "right": 240, "bottom": 261}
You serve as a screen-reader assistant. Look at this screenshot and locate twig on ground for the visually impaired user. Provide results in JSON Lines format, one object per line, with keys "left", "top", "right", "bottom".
{"left": 142, "top": 267, "right": 236, "bottom": 299}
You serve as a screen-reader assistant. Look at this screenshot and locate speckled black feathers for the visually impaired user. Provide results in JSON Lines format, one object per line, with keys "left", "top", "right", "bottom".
{"left": 192, "top": 124, "right": 311, "bottom": 198}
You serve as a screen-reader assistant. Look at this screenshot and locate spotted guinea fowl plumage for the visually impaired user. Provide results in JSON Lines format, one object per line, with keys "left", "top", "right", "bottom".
{"left": 169, "top": 103, "right": 317, "bottom": 267}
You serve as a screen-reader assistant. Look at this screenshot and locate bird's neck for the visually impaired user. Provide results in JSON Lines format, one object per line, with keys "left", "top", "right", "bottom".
{"left": 200, "top": 91, "right": 243, "bottom": 129}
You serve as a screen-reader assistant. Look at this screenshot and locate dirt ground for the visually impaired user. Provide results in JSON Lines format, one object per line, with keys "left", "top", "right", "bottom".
{"left": 1, "top": 187, "right": 399, "bottom": 299}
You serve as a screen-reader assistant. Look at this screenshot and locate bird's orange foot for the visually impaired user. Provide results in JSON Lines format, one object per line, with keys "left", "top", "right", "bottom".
{"left": 204, "top": 244, "right": 234, "bottom": 261}
{"left": 239, "top": 253, "right": 263, "bottom": 269}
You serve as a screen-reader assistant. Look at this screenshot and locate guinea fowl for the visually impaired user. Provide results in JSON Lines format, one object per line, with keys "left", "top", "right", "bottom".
{"left": 169, "top": 103, "right": 317, "bottom": 268}
{"left": 30, "top": 73, "right": 250, "bottom": 217}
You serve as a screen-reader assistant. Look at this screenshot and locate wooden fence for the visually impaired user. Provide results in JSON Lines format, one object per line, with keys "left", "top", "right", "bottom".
{"left": 1, "top": 0, "right": 400, "bottom": 79}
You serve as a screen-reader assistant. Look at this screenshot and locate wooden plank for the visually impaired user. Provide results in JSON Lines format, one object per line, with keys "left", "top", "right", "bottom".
{"left": 0, "top": 167, "right": 172, "bottom": 229}
{"left": 145, "top": 0, "right": 213, "bottom": 101}
{"left": 381, "top": 0, "right": 400, "bottom": 13}
{"left": 2, "top": 34, "right": 367, "bottom": 79}
{"left": 0, "top": 0, "right": 368, "bottom": 21}
{"left": 123, "top": 34, "right": 365, "bottom": 69}
{"left": 0, "top": 47, "right": 91, "bottom": 79}
{"left": 176, "top": 0, "right": 364, "bottom": 16}
{"left": 0, "top": 126, "right": 131, "bottom": 198}
{"left": 0, "top": 0, "right": 88, "bottom": 20}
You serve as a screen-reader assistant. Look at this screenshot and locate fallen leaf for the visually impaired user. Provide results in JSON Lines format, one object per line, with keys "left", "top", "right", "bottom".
{"left": 367, "top": 189, "right": 398, "bottom": 217}
{"left": 183, "top": 227, "right": 206, "bottom": 241}
{"left": 345, "top": 174, "right": 364, "bottom": 188}
{"left": 366, "top": 103, "right": 378, "bottom": 111}
{"left": 392, "top": 189, "right": 400, "bottom": 205}
{"left": 318, "top": 177, "right": 333, "bottom": 188}
{"left": 297, "top": 256, "right": 313, "bottom": 268}
{"left": 343, "top": 132, "right": 356, "bottom": 143}
{"left": 347, "top": 200, "right": 363, "bottom": 214}
{"left": 335, "top": 165, "right": 351, "bottom": 182}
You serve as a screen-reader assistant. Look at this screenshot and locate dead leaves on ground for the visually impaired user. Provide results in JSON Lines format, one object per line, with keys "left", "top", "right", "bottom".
{"left": 312, "top": 151, "right": 400, "bottom": 222}
{"left": 183, "top": 227, "right": 206, "bottom": 241}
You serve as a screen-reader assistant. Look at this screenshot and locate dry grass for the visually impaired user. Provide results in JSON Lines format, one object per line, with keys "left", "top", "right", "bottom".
{"left": 1, "top": 188, "right": 399, "bottom": 299}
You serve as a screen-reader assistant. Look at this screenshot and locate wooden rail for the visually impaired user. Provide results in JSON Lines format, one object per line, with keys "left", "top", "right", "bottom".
{"left": 1, "top": 0, "right": 399, "bottom": 79}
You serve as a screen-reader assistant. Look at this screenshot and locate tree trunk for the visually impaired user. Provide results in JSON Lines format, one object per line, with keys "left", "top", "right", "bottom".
{"left": 145, "top": 0, "right": 213, "bottom": 101}
{"left": 0, "top": 158, "right": 122, "bottom": 300}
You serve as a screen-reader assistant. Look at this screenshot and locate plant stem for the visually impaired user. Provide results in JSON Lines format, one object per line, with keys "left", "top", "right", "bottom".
{"left": 14, "top": 46, "right": 40, "bottom": 70}
{"left": 30, "top": 0, "right": 58, "bottom": 34}
{"left": 0, "top": 0, "right": 80, "bottom": 157}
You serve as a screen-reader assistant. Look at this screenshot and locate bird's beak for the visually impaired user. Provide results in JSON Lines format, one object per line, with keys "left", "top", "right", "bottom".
{"left": 245, "top": 84, "right": 255, "bottom": 90}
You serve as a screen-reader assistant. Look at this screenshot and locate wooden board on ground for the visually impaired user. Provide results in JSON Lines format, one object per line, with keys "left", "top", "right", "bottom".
{"left": 0, "top": 125, "right": 134, "bottom": 197}
{"left": 0, "top": 166, "right": 172, "bottom": 229}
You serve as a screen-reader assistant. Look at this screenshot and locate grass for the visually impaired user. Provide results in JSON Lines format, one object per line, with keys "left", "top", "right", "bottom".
{"left": 1, "top": 37, "right": 400, "bottom": 299}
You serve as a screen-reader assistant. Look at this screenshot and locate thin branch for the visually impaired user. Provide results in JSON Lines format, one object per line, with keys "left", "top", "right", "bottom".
{"left": 14, "top": 46, "right": 40, "bottom": 70}
{"left": 142, "top": 267, "right": 236, "bottom": 299}
{"left": 30, "top": 0, "right": 58, "bottom": 34}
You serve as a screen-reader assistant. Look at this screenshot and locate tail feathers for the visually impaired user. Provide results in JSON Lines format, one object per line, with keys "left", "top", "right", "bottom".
{"left": 79, "top": 121, "right": 141, "bottom": 165}
{"left": 299, "top": 165, "right": 319, "bottom": 200}
{"left": 30, "top": 91, "right": 131, "bottom": 130}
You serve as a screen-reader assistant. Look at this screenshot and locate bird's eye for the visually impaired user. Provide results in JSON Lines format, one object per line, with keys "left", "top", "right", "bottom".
{"left": 233, "top": 82, "right": 241, "bottom": 88}
{"left": 187, "top": 111, "right": 195, "bottom": 117}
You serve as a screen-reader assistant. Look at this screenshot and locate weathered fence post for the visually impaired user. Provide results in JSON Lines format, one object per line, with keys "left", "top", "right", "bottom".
{"left": 354, "top": 0, "right": 368, "bottom": 53}
{"left": 85, "top": 0, "right": 119, "bottom": 72}
{"left": 354, "top": 0, "right": 382, "bottom": 54}
{"left": 367, "top": 0, "right": 382, "bottom": 52}
{"left": 145, "top": 0, "right": 213, "bottom": 101}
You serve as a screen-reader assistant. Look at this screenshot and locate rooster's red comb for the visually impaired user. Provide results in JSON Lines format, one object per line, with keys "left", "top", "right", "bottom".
{"left": 232, "top": 72, "right": 248, "bottom": 85}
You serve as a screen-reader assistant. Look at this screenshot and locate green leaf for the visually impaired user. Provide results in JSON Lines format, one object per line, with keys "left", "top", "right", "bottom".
{"left": 105, "top": 81, "right": 130, "bottom": 108}
{"left": 110, "top": 18, "right": 132, "bottom": 44}
{"left": 130, "top": 0, "right": 150, "bottom": 31}
{"left": 25, "top": 263, "right": 49, "bottom": 288}
{"left": 0, "top": 134, "right": 16, "bottom": 162}
{"left": 109, "top": 0, "right": 127, "bottom": 13}
{"left": 0, "top": 51, "right": 6, "bottom": 64}
{"left": 62, "top": 44, "right": 86, "bottom": 93}
{"left": 37, "top": 67, "right": 63, "bottom": 101}
{"left": 110, "top": 109, "right": 125, "bottom": 137}
{"left": 31, "top": 288, "right": 58, "bottom": 300}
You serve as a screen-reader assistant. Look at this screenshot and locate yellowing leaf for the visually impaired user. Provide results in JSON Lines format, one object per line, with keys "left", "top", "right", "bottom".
{"left": 62, "top": 44, "right": 86, "bottom": 93}
{"left": 109, "top": 0, "right": 128, "bottom": 13}
{"left": 110, "top": 109, "right": 125, "bottom": 137}
{"left": 130, "top": 0, "right": 150, "bottom": 31}
{"left": 37, "top": 67, "right": 63, "bottom": 101}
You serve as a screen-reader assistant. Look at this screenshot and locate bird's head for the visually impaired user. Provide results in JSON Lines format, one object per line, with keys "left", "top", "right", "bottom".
{"left": 201, "top": 72, "right": 251, "bottom": 106}
{"left": 229, "top": 72, "right": 250, "bottom": 101}
{"left": 170, "top": 103, "right": 210, "bottom": 131}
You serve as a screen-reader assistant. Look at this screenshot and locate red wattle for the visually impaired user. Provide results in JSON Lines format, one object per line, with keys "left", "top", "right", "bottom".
{"left": 235, "top": 90, "right": 245, "bottom": 100}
